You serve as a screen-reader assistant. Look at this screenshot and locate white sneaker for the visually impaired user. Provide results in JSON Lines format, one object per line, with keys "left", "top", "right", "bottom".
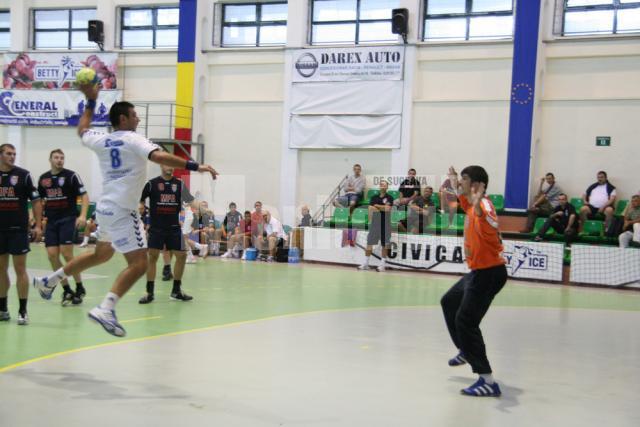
{"left": 17, "top": 312, "right": 29, "bottom": 325}
{"left": 267, "top": 256, "right": 274, "bottom": 262}
{"left": 186, "top": 254, "right": 197, "bottom": 264}
{"left": 196, "top": 243, "right": 208, "bottom": 259}
{"left": 89, "top": 232, "right": 98, "bottom": 239}
{"left": 240, "top": 252, "right": 247, "bottom": 260}
{"left": 88, "top": 306, "right": 126, "bottom": 337}
{"left": 357, "top": 264, "right": 371, "bottom": 271}
{"left": 79, "top": 240, "right": 89, "bottom": 248}
{"left": 221, "top": 251, "right": 232, "bottom": 259}
{"left": 32, "top": 276, "right": 57, "bottom": 300}
{"left": 377, "top": 265, "right": 386, "bottom": 272}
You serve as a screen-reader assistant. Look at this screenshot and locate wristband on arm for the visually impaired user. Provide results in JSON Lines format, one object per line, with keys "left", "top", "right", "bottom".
{"left": 86, "top": 99, "right": 97, "bottom": 110}
{"left": 185, "top": 160, "right": 200, "bottom": 171}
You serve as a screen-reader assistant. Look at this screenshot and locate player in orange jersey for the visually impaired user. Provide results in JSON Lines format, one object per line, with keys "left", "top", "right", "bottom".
{"left": 440, "top": 165, "right": 507, "bottom": 397}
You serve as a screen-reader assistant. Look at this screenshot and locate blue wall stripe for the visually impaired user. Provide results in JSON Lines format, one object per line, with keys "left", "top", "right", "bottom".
{"left": 504, "top": 0, "right": 542, "bottom": 210}
{"left": 177, "top": 0, "right": 197, "bottom": 63}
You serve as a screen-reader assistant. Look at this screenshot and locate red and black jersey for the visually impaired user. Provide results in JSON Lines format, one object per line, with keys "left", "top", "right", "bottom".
{"left": 0, "top": 166, "right": 40, "bottom": 231}
{"left": 38, "top": 169, "right": 87, "bottom": 221}
{"left": 140, "top": 176, "right": 194, "bottom": 229}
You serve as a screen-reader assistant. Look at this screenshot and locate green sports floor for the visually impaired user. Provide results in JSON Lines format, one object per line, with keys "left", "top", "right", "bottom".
{"left": 0, "top": 245, "right": 639, "bottom": 427}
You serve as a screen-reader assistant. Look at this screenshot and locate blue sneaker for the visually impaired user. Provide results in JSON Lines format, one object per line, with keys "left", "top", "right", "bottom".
{"left": 88, "top": 306, "right": 126, "bottom": 337}
{"left": 460, "top": 377, "right": 501, "bottom": 397}
{"left": 32, "top": 276, "right": 56, "bottom": 300}
{"left": 448, "top": 351, "right": 467, "bottom": 366}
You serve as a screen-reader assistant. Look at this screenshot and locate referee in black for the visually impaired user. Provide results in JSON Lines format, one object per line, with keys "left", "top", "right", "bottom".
{"left": 0, "top": 144, "right": 43, "bottom": 325}
{"left": 38, "top": 149, "right": 89, "bottom": 305}
{"left": 138, "top": 164, "right": 196, "bottom": 303}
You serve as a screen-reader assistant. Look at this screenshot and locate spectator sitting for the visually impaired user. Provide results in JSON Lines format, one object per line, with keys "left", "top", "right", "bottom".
{"left": 619, "top": 195, "right": 640, "bottom": 248}
{"left": 258, "top": 210, "right": 287, "bottom": 262}
{"left": 220, "top": 202, "right": 243, "bottom": 258}
{"left": 394, "top": 168, "right": 420, "bottom": 208}
{"left": 579, "top": 171, "right": 616, "bottom": 231}
{"left": 406, "top": 186, "right": 436, "bottom": 234}
{"left": 299, "top": 205, "right": 312, "bottom": 227}
{"left": 522, "top": 173, "right": 562, "bottom": 233}
{"left": 334, "top": 164, "right": 366, "bottom": 212}
{"left": 439, "top": 176, "right": 459, "bottom": 223}
{"left": 239, "top": 210, "right": 253, "bottom": 260}
{"left": 251, "top": 201, "right": 265, "bottom": 247}
{"left": 533, "top": 193, "right": 578, "bottom": 245}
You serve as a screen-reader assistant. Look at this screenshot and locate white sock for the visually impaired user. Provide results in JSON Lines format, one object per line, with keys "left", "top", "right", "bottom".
{"left": 82, "top": 236, "right": 89, "bottom": 244}
{"left": 364, "top": 256, "right": 370, "bottom": 266}
{"left": 99, "top": 292, "right": 120, "bottom": 311}
{"left": 47, "top": 268, "right": 67, "bottom": 287}
{"left": 480, "top": 374, "right": 495, "bottom": 385}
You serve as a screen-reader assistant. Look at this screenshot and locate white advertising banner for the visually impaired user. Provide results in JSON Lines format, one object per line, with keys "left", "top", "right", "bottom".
{"left": 0, "top": 89, "right": 121, "bottom": 126}
{"left": 292, "top": 46, "right": 405, "bottom": 82}
{"left": 3, "top": 52, "right": 118, "bottom": 89}
{"left": 570, "top": 245, "right": 640, "bottom": 287}
{"left": 290, "top": 115, "right": 401, "bottom": 149}
{"left": 303, "top": 228, "right": 564, "bottom": 282}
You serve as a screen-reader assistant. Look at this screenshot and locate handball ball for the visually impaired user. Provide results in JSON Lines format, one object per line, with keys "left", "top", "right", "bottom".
{"left": 76, "top": 67, "right": 97, "bottom": 85}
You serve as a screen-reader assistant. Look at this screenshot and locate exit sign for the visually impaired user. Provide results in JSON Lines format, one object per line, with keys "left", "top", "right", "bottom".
{"left": 596, "top": 136, "right": 611, "bottom": 147}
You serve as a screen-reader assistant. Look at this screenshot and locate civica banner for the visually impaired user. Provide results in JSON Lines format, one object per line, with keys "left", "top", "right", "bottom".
{"left": 293, "top": 46, "right": 404, "bottom": 82}
{"left": 0, "top": 89, "right": 121, "bottom": 126}
{"left": 3, "top": 52, "right": 118, "bottom": 89}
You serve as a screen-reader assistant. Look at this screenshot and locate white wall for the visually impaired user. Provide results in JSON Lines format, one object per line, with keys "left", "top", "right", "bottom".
{"left": 1, "top": 0, "right": 639, "bottom": 223}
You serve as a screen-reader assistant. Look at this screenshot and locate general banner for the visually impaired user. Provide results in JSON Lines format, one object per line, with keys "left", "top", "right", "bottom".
{"left": 0, "top": 89, "right": 121, "bottom": 126}
{"left": 303, "top": 228, "right": 564, "bottom": 282}
{"left": 3, "top": 52, "right": 118, "bottom": 89}
{"left": 292, "top": 46, "right": 404, "bottom": 82}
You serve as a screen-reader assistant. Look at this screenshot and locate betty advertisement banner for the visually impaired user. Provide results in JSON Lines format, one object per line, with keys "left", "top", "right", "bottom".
{"left": 3, "top": 52, "right": 118, "bottom": 89}
{"left": 292, "top": 46, "right": 404, "bottom": 82}
{"left": 0, "top": 89, "right": 121, "bottom": 126}
{"left": 303, "top": 228, "right": 563, "bottom": 282}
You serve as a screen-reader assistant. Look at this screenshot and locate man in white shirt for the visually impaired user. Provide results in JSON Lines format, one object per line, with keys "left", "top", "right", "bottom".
{"left": 34, "top": 83, "right": 217, "bottom": 337}
{"left": 579, "top": 171, "right": 616, "bottom": 230}
{"left": 259, "top": 210, "right": 287, "bottom": 262}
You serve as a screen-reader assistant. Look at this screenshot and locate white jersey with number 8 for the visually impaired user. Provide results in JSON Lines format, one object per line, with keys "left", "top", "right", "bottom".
{"left": 82, "top": 129, "right": 160, "bottom": 211}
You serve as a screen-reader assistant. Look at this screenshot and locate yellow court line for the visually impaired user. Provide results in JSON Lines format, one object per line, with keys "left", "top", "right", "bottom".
{"left": 120, "top": 316, "right": 162, "bottom": 324}
{"left": 1, "top": 304, "right": 639, "bottom": 374}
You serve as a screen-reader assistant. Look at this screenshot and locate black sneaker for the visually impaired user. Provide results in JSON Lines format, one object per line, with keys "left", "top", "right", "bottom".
{"left": 75, "top": 285, "right": 86, "bottom": 298}
{"left": 162, "top": 267, "right": 173, "bottom": 281}
{"left": 62, "top": 290, "right": 82, "bottom": 306}
{"left": 139, "top": 294, "right": 155, "bottom": 304}
{"left": 170, "top": 291, "right": 193, "bottom": 302}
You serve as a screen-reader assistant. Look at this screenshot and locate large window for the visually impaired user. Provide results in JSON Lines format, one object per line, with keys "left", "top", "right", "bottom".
{"left": 33, "top": 8, "right": 96, "bottom": 49}
{"left": 310, "top": 0, "right": 399, "bottom": 45}
{"left": 221, "top": 2, "right": 288, "bottom": 47}
{"left": 0, "top": 11, "right": 9, "bottom": 50}
{"left": 561, "top": 0, "right": 640, "bottom": 36}
{"left": 423, "top": 0, "right": 514, "bottom": 41}
{"left": 120, "top": 6, "right": 180, "bottom": 49}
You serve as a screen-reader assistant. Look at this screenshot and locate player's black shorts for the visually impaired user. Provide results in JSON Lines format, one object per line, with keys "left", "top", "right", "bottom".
{"left": 0, "top": 230, "right": 30, "bottom": 255}
{"left": 148, "top": 227, "right": 184, "bottom": 251}
{"left": 45, "top": 216, "right": 77, "bottom": 247}
{"left": 367, "top": 219, "right": 392, "bottom": 246}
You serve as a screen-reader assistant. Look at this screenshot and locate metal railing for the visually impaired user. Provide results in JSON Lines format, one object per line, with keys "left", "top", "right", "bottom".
{"left": 312, "top": 175, "right": 348, "bottom": 226}
{"left": 133, "top": 101, "right": 204, "bottom": 163}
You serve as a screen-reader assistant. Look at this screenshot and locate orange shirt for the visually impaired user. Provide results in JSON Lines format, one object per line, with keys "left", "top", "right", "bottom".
{"left": 459, "top": 194, "right": 505, "bottom": 271}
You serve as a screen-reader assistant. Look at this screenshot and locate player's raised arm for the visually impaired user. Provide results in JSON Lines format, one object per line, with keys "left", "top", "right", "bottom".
{"left": 148, "top": 150, "right": 218, "bottom": 181}
{"left": 77, "top": 84, "right": 100, "bottom": 137}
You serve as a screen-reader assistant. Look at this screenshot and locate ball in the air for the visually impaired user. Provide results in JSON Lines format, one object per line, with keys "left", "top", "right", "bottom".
{"left": 75, "top": 67, "right": 97, "bottom": 85}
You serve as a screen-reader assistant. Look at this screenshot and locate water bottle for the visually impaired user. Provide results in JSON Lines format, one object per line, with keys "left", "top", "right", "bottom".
{"left": 288, "top": 247, "right": 300, "bottom": 264}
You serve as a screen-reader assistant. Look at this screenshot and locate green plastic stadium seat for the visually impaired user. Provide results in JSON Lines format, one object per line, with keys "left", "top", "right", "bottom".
{"left": 579, "top": 220, "right": 605, "bottom": 243}
{"left": 361, "top": 189, "right": 380, "bottom": 206}
{"left": 531, "top": 217, "right": 555, "bottom": 236}
{"left": 390, "top": 207, "right": 407, "bottom": 229}
{"left": 350, "top": 207, "right": 369, "bottom": 229}
{"left": 331, "top": 207, "right": 350, "bottom": 229}
{"left": 570, "top": 197, "right": 584, "bottom": 212}
{"left": 615, "top": 200, "right": 628, "bottom": 217}
{"left": 488, "top": 194, "right": 505, "bottom": 213}
{"left": 430, "top": 193, "right": 441, "bottom": 209}
{"left": 448, "top": 213, "right": 466, "bottom": 233}
{"left": 426, "top": 213, "right": 448, "bottom": 233}
{"left": 388, "top": 190, "right": 401, "bottom": 201}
